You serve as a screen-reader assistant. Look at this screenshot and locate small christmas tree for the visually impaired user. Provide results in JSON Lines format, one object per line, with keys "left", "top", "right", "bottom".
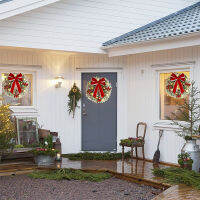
{"left": 0, "top": 105, "right": 16, "bottom": 156}
{"left": 168, "top": 81, "right": 200, "bottom": 139}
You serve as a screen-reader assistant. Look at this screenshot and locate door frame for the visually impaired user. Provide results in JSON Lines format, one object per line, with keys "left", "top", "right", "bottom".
{"left": 75, "top": 68, "right": 126, "bottom": 152}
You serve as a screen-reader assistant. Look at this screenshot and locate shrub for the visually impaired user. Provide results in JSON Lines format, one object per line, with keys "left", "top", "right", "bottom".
{"left": 0, "top": 105, "right": 16, "bottom": 155}
{"left": 31, "top": 148, "right": 58, "bottom": 157}
{"left": 153, "top": 167, "right": 200, "bottom": 190}
{"left": 31, "top": 135, "right": 58, "bottom": 157}
{"left": 62, "top": 151, "right": 131, "bottom": 160}
{"left": 178, "top": 152, "right": 193, "bottom": 167}
{"left": 14, "top": 144, "right": 24, "bottom": 148}
{"left": 28, "top": 168, "right": 112, "bottom": 182}
{"left": 120, "top": 137, "right": 144, "bottom": 146}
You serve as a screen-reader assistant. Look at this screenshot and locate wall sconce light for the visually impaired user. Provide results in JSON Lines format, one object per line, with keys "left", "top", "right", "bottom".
{"left": 55, "top": 76, "right": 64, "bottom": 88}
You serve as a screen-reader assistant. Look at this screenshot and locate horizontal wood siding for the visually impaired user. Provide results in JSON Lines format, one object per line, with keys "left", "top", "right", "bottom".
{"left": 0, "top": 0, "right": 198, "bottom": 53}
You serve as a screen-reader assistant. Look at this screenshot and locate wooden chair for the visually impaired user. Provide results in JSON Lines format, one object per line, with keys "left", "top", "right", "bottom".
{"left": 135, "top": 122, "right": 147, "bottom": 160}
{"left": 133, "top": 122, "right": 147, "bottom": 160}
{"left": 121, "top": 122, "right": 147, "bottom": 160}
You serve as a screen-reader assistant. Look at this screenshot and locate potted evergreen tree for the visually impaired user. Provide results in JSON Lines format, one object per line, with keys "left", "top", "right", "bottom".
{"left": 168, "top": 81, "right": 200, "bottom": 172}
{"left": 0, "top": 105, "right": 16, "bottom": 162}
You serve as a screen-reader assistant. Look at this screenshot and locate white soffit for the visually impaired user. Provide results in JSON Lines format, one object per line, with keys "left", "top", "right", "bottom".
{"left": 0, "top": 0, "right": 61, "bottom": 20}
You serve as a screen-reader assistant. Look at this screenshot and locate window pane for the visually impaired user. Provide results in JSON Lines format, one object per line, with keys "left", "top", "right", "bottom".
{"left": 160, "top": 71, "right": 189, "bottom": 120}
{"left": 2, "top": 73, "right": 33, "bottom": 106}
{"left": 17, "top": 118, "right": 38, "bottom": 146}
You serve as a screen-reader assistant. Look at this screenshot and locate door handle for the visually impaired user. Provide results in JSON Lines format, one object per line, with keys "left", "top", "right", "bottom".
{"left": 82, "top": 103, "right": 87, "bottom": 116}
{"left": 82, "top": 108, "right": 87, "bottom": 116}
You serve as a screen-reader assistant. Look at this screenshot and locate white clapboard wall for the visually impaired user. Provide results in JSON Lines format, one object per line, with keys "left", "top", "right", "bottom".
{"left": 0, "top": 46, "right": 199, "bottom": 164}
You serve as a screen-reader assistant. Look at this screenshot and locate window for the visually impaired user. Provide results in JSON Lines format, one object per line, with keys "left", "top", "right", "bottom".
{"left": 16, "top": 117, "right": 38, "bottom": 145}
{"left": 159, "top": 71, "right": 190, "bottom": 120}
{"left": 1, "top": 72, "right": 33, "bottom": 106}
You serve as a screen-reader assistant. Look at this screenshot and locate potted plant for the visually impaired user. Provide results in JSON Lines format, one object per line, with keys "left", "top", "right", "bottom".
{"left": 120, "top": 137, "right": 144, "bottom": 147}
{"left": 32, "top": 135, "right": 59, "bottom": 166}
{"left": 0, "top": 105, "right": 16, "bottom": 162}
{"left": 168, "top": 81, "right": 200, "bottom": 172}
{"left": 178, "top": 152, "right": 193, "bottom": 170}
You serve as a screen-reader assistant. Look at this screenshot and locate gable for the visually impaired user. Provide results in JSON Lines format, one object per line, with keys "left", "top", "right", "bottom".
{"left": 0, "top": 0, "right": 198, "bottom": 53}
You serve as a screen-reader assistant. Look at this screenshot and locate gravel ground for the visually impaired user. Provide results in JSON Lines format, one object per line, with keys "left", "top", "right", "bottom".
{"left": 0, "top": 175, "right": 162, "bottom": 200}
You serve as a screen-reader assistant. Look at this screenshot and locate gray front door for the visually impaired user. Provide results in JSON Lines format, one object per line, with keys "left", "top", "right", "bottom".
{"left": 81, "top": 72, "right": 117, "bottom": 151}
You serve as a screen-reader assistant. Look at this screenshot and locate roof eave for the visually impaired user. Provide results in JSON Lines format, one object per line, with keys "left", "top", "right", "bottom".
{"left": 102, "top": 1, "right": 200, "bottom": 48}
{"left": 103, "top": 32, "right": 200, "bottom": 57}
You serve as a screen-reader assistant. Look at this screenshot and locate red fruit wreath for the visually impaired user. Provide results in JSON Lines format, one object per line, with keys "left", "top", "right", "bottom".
{"left": 86, "top": 77, "right": 112, "bottom": 103}
{"left": 3, "top": 73, "right": 29, "bottom": 98}
{"left": 166, "top": 72, "right": 190, "bottom": 98}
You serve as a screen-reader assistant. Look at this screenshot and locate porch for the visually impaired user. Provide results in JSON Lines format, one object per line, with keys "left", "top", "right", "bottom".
{"left": 0, "top": 158, "right": 200, "bottom": 200}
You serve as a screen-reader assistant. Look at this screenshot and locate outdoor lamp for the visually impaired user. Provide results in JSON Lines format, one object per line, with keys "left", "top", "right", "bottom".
{"left": 56, "top": 153, "right": 62, "bottom": 161}
{"left": 55, "top": 76, "right": 64, "bottom": 88}
{"left": 56, "top": 162, "right": 61, "bottom": 169}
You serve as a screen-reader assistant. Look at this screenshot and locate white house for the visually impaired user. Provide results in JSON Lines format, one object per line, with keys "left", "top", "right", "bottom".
{"left": 0, "top": 0, "right": 199, "bottom": 165}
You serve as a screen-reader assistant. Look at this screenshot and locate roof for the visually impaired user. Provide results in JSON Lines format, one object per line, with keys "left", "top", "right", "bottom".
{"left": 0, "top": 0, "right": 12, "bottom": 4}
{"left": 102, "top": 1, "right": 200, "bottom": 49}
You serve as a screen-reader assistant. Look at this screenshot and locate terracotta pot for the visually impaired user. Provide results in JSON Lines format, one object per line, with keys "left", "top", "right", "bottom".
{"left": 180, "top": 163, "right": 192, "bottom": 170}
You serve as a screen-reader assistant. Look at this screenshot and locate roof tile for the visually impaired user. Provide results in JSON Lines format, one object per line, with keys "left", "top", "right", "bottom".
{"left": 102, "top": 2, "right": 200, "bottom": 48}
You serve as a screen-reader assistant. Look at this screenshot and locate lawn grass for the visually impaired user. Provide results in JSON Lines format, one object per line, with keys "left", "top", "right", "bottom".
{"left": 62, "top": 151, "right": 131, "bottom": 160}
{"left": 153, "top": 167, "right": 200, "bottom": 190}
{"left": 28, "top": 168, "right": 112, "bottom": 182}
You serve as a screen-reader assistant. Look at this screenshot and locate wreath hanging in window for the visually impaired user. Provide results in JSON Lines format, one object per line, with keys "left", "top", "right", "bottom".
{"left": 165, "top": 72, "right": 190, "bottom": 98}
{"left": 3, "top": 73, "right": 29, "bottom": 98}
{"left": 86, "top": 77, "right": 112, "bottom": 103}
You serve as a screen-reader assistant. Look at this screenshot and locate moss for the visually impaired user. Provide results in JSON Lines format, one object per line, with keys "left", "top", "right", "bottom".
{"left": 62, "top": 152, "right": 131, "bottom": 160}
{"left": 28, "top": 168, "right": 112, "bottom": 182}
{"left": 153, "top": 167, "right": 200, "bottom": 190}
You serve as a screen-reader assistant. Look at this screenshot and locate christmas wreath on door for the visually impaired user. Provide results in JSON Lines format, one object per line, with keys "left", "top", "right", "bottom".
{"left": 86, "top": 77, "right": 112, "bottom": 103}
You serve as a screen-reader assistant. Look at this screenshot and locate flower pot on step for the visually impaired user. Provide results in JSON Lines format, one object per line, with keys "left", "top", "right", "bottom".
{"left": 180, "top": 163, "right": 192, "bottom": 170}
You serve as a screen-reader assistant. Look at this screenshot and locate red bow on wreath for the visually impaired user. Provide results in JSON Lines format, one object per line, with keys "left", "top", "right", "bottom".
{"left": 8, "top": 73, "right": 23, "bottom": 95}
{"left": 170, "top": 73, "right": 185, "bottom": 94}
{"left": 91, "top": 77, "right": 105, "bottom": 98}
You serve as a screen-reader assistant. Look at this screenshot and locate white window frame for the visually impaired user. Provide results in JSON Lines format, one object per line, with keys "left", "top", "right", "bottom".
{"left": 151, "top": 61, "right": 195, "bottom": 130}
{"left": 158, "top": 69, "right": 191, "bottom": 122}
{"left": 0, "top": 64, "right": 41, "bottom": 117}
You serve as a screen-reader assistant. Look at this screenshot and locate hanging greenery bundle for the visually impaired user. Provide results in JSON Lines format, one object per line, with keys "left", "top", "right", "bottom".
{"left": 68, "top": 83, "right": 81, "bottom": 118}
